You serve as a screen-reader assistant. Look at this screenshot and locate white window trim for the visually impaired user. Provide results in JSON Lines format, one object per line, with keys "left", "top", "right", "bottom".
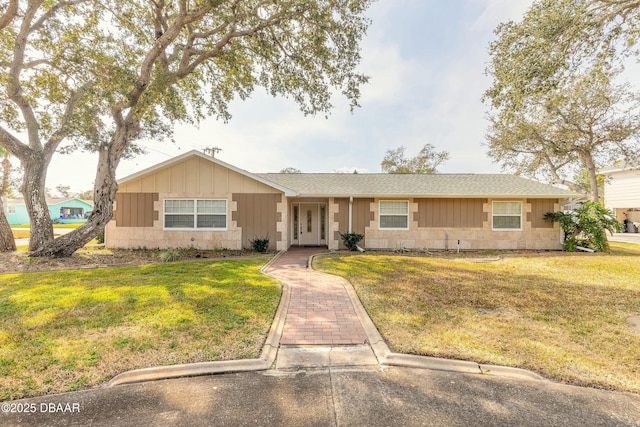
{"left": 163, "top": 198, "right": 228, "bottom": 231}
{"left": 379, "top": 200, "right": 410, "bottom": 230}
{"left": 492, "top": 201, "right": 523, "bottom": 231}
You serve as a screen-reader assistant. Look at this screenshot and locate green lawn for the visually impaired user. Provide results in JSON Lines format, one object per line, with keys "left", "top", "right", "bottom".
{"left": 314, "top": 243, "right": 640, "bottom": 393}
{"left": 0, "top": 258, "right": 280, "bottom": 400}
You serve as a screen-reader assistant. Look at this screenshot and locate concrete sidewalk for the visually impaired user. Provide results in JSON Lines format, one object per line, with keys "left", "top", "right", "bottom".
{"left": 3, "top": 247, "right": 640, "bottom": 426}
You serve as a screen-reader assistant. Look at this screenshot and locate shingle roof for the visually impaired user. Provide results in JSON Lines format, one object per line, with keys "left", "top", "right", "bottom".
{"left": 256, "top": 173, "right": 577, "bottom": 198}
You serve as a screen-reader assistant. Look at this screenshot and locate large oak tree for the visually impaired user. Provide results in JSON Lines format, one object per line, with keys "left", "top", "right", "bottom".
{"left": 486, "top": 69, "right": 640, "bottom": 201}
{"left": 484, "top": 0, "right": 640, "bottom": 201}
{"left": 0, "top": 0, "right": 372, "bottom": 256}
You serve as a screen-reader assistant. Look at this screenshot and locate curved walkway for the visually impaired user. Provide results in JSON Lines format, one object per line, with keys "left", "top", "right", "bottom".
{"left": 265, "top": 248, "right": 367, "bottom": 346}
{"left": 263, "top": 247, "right": 543, "bottom": 380}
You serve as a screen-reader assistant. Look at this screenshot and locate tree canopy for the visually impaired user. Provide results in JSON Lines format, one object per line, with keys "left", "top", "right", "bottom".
{"left": 0, "top": 0, "right": 373, "bottom": 256}
{"left": 485, "top": 0, "right": 640, "bottom": 112}
{"left": 381, "top": 144, "right": 449, "bottom": 174}
{"left": 484, "top": 0, "right": 640, "bottom": 200}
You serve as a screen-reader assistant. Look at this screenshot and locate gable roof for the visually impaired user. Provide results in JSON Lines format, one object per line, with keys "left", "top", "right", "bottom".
{"left": 117, "top": 151, "right": 576, "bottom": 199}
{"left": 7, "top": 197, "right": 93, "bottom": 207}
{"left": 118, "top": 150, "right": 297, "bottom": 196}
{"left": 257, "top": 173, "right": 577, "bottom": 198}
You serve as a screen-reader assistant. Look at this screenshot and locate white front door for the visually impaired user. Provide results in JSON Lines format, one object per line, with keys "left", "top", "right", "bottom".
{"left": 299, "top": 203, "right": 320, "bottom": 245}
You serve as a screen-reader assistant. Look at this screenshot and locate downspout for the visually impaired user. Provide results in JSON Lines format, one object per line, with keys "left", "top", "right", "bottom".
{"left": 348, "top": 196, "right": 353, "bottom": 233}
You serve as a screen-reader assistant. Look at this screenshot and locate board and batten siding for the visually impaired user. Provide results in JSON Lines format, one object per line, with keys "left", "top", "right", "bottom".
{"left": 527, "top": 199, "right": 556, "bottom": 229}
{"left": 232, "top": 193, "right": 282, "bottom": 250}
{"left": 414, "top": 198, "right": 486, "bottom": 228}
{"left": 331, "top": 198, "right": 374, "bottom": 249}
{"left": 114, "top": 193, "right": 158, "bottom": 227}
{"left": 118, "top": 155, "right": 279, "bottom": 195}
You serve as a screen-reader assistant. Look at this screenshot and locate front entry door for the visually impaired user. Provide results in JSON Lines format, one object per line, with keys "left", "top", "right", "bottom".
{"left": 299, "top": 204, "right": 320, "bottom": 245}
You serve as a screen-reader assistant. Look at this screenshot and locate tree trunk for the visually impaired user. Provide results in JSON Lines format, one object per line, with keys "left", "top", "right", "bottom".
{"left": 21, "top": 153, "right": 55, "bottom": 251}
{"left": 30, "top": 144, "right": 121, "bottom": 257}
{"left": 0, "top": 197, "right": 16, "bottom": 251}
{"left": 582, "top": 152, "right": 600, "bottom": 202}
{"left": 0, "top": 153, "right": 16, "bottom": 251}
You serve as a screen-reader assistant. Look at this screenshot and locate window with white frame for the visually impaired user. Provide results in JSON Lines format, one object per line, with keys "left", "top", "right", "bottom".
{"left": 164, "top": 199, "right": 227, "bottom": 229}
{"left": 379, "top": 201, "right": 409, "bottom": 229}
{"left": 492, "top": 201, "right": 522, "bottom": 230}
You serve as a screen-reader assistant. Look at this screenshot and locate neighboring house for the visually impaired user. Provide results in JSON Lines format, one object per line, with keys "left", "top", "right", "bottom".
{"left": 6, "top": 197, "right": 93, "bottom": 225}
{"left": 602, "top": 163, "right": 640, "bottom": 229}
{"left": 105, "top": 150, "right": 576, "bottom": 251}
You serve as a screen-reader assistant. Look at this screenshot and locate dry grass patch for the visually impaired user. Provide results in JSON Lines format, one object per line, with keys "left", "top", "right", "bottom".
{"left": 314, "top": 243, "right": 640, "bottom": 393}
{"left": 0, "top": 258, "right": 280, "bottom": 400}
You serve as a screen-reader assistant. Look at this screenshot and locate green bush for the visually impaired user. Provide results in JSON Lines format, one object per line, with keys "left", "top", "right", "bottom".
{"left": 545, "top": 201, "right": 622, "bottom": 252}
{"left": 340, "top": 232, "right": 364, "bottom": 251}
{"left": 249, "top": 235, "right": 270, "bottom": 253}
{"left": 96, "top": 230, "right": 105, "bottom": 244}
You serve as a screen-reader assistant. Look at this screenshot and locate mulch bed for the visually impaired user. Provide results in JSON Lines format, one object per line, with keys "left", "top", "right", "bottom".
{"left": 0, "top": 248, "right": 260, "bottom": 274}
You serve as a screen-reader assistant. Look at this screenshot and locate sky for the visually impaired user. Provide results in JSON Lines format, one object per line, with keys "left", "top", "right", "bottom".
{"left": 47, "top": 0, "right": 536, "bottom": 194}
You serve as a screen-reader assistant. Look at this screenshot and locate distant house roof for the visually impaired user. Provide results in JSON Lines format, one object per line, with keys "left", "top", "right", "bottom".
{"left": 46, "top": 198, "right": 94, "bottom": 207}
{"left": 6, "top": 198, "right": 93, "bottom": 207}
{"left": 257, "top": 173, "right": 577, "bottom": 198}
{"left": 600, "top": 161, "right": 640, "bottom": 174}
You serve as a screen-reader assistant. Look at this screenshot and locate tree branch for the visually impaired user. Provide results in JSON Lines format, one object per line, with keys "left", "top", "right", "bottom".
{"left": 29, "top": 0, "right": 86, "bottom": 33}
{"left": 0, "top": 125, "right": 31, "bottom": 159}
{"left": 9, "top": 0, "right": 43, "bottom": 151}
{"left": 46, "top": 82, "right": 93, "bottom": 151}
{"left": 0, "top": 0, "right": 18, "bottom": 30}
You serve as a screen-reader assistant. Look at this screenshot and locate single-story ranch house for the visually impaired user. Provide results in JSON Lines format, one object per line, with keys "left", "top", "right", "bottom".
{"left": 6, "top": 197, "right": 93, "bottom": 225}
{"left": 105, "top": 150, "right": 577, "bottom": 251}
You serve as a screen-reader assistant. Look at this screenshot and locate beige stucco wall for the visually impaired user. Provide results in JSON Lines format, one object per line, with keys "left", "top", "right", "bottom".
{"left": 276, "top": 197, "right": 289, "bottom": 251}
{"left": 332, "top": 198, "right": 562, "bottom": 251}
{"left": 328, "top": 197, "right": 342, "bottom": 250}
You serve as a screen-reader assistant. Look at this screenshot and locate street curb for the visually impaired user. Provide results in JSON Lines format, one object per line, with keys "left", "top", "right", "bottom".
{"left": 105, "top": 253, "right": 290, "bottom": 388}
{"left": 310, "top": 254, "right": 547, "bottom": 383}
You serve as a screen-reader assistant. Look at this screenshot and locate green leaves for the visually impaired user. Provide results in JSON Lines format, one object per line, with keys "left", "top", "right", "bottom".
{"left": 485, "top": 1, "right": 640, "bottom": 201}
{"left": 545, "top": 201, "right": 622, "bottom": 252}
{"left": 381, "top": 144, "right": 450, "bottom": 174}
{"left": 1, "top": 0, "right": 373, "bottom": 256}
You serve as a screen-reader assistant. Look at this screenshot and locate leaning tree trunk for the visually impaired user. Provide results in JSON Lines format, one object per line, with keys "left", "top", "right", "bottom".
{"left": 0, "top": 197, "right": 16, "bottom": 251}
{"left": 31, "top": 143, "right": 124, "bottom": 257}
{"left": 21, "top": 153, "right": 55, "bottom": 251}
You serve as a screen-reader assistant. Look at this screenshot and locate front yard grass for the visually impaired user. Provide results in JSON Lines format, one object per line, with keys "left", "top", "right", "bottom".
{"left": 314, "top": 242, "right": 640, "bottom": 393}
{"left": 0, "top": 258, "right": 280, "bottom": 401}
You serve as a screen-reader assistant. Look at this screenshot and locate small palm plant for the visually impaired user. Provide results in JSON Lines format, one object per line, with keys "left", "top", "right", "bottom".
{"left": 545, "top": 201, "right": 621, "bottom": 252}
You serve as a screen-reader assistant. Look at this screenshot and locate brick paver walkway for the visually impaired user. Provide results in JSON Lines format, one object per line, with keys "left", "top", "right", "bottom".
{"left": 266, "top": 248, "right": 368, "bottom": 345}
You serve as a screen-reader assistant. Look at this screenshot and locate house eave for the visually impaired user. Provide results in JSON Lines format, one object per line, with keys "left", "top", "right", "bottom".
{"left": 291, "top": 193, "right": 577, "bottom": 199}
